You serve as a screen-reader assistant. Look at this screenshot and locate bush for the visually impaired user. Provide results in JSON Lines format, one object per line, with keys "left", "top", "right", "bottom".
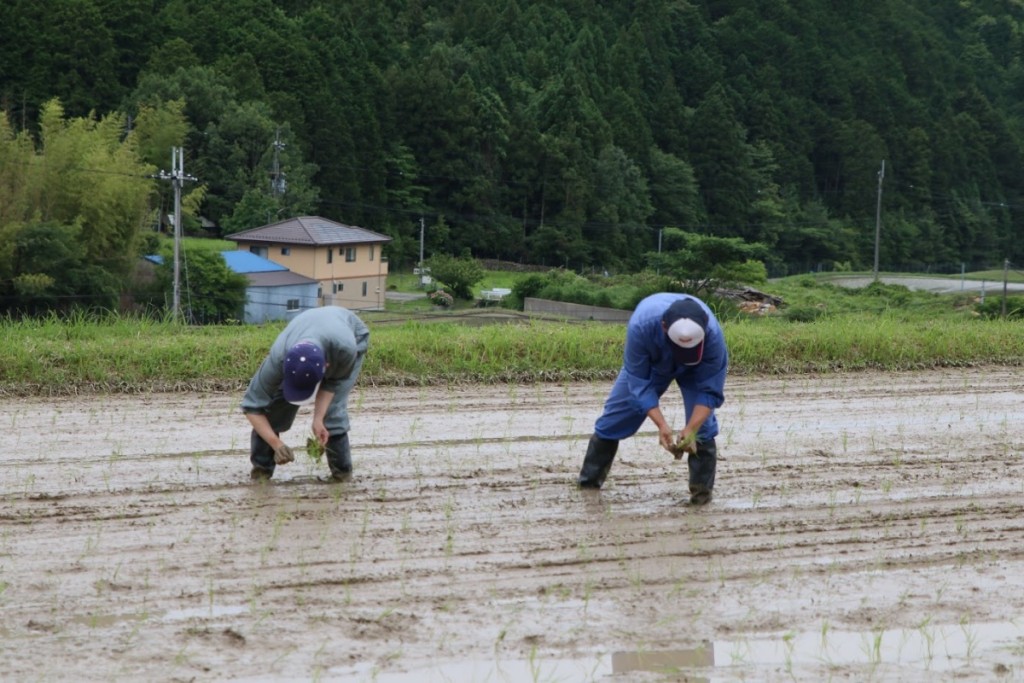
{"left": 976, "top": 295, "right": 1024, "bottom": 320}
{"left": 153, "top": 246, "right": 247, "bottom": 324}
{"left": 428, "top": 289, "right": 454, "bottom": 307}
{"left": 425, "top": 254, "right": 485, "bottom": 300}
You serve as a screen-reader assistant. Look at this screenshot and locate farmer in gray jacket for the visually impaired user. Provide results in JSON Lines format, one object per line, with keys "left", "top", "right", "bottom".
{"left": 241, "top": 306, "right": 369, "bottom": 481}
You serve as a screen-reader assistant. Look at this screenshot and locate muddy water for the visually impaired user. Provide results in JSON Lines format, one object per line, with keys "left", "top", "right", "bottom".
{"left": 1, "top": 368, "right": 1023, "bottom": 682}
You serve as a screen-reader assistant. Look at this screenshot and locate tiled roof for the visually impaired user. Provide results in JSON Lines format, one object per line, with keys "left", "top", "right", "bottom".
{"left": 225, "top": 216, "right": 392, "bottom": 246}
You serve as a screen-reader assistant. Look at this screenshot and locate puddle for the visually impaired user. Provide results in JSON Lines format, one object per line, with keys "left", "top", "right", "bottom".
{"left": 342, "top": 642, "right": 713, "bottom": 682}
{"left": 719, "top": 619, "right": 1024, "bottom": 671}
{"left": 350, "top": 621, "right": 1023, "bottom": 681}
{"left": 611, "top": 643, "right": 714, "bottom": 672}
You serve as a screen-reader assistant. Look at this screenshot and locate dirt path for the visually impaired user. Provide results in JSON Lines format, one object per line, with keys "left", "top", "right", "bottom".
{"left": 2, "top": 368, "right": 1023, "bottom": 682}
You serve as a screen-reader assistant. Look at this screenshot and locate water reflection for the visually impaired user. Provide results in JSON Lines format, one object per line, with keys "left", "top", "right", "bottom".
{"left": 578, "top": 488, "right": 609, "bottom": 515}
{"left": 612, "top": 642, "right": 713, "bottom": 680}
{"left": 720, "top": 619, "right": 1024, "bottom": 671}
{"left": 350, "top": 619, "right": 1024, "bottom": 682}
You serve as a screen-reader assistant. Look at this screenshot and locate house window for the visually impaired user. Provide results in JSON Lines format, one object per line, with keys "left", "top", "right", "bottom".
{"left": 346, "top": 247, "right": 357, "bottom": 262}
{"left": 286, "top": 299, "right": 299, "bottom": 311}
{"left": 362, "top": 281, "right": 368, "bottom": 296}
{"left": 317, "top": 287, "right": 322, "bottom": 298}
{"left": 332, "top": 282, "right": 344, "bottom": 294}
{"left": 250, "top": 246, "right": 268, "bottom": 258}
{"left": 327, "top": 249, "right": 333, "bottom": 264}
{"left": 369, "top": 245, "right": 375, "bottom": 261}
{"left": 281, "top": 247, "right": 290, "bottom": 256}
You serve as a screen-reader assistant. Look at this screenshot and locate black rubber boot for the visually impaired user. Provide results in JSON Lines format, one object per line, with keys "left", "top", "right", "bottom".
{"left": 325, "top": 433, "right": 352, "bottom": 481}
{"left": 250, "top": 430, "right": 276, "bottom": 480}
{"left": 687, "top": 438, "right": 717, "bottom": 505}
{"left": 577, "top": 435, "right": 619, "bottom": 489}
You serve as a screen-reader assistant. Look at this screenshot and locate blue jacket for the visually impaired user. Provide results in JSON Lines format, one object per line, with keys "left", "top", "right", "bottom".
{"left": 622, "top": 293, "right": 728, "bottom": 414}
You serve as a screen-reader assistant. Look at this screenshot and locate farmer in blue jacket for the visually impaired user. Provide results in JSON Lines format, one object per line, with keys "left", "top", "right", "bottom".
{"left": 241, "top": 306, "right": 369, "bottom": 481}
{"left": 577, "top": 293, "right": 728, "bottom": 504}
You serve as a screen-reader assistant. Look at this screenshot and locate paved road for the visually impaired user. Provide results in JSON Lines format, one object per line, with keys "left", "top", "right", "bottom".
{"left": 825, "top": 275, "right": 1024, "bottom": 294}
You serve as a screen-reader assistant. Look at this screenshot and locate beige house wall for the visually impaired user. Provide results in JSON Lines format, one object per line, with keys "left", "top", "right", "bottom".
{"left": 234, "top": 242, "right": 388, "bottom": 280}
{"left": 234, "top": 241, "right": 389, "bottom": 311}
{"left": 310, "top": 243, "right": 388, "bottom": 280}
{"left": 321, "top": 275, "right": 388, "bottom": 311}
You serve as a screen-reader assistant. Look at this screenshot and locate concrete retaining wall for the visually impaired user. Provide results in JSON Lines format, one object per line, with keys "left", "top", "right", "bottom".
{"left": 524, "top": 297, "right": 632, "bottom": 322}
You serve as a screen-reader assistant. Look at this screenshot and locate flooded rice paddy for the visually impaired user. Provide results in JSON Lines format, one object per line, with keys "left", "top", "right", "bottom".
{"left": 1, "top": 368, "right": 1023, "bottom": 681}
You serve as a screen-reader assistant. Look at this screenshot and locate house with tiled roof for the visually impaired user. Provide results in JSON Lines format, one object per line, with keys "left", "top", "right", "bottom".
{"left": 225, "top": 216, "right": 392, "bottom": 311}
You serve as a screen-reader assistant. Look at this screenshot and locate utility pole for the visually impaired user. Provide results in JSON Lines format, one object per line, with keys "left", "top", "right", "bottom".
{"left": 154, "top": 147, "right": 197, "bottom": 322}
{"left": 1002, "top": 258, "right": 1010, "bottom": 317}
{"left": 270, "top": 128, "right": 286, "bottom": 199}
{"left": 873, "top": 160, "right": 885, "bottom": 281}
{"left": 418, "top": 216, "right": 425, "bottom": 286}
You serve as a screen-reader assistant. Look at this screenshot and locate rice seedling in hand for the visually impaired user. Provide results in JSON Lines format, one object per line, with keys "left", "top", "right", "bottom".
{"left": 306, "top": 435, "right": 324, "bottom": 464}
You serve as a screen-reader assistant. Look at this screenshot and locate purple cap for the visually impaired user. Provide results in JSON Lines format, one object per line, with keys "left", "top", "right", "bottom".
{"left": 283, "top": 341, "right": 325, "bottom": 404}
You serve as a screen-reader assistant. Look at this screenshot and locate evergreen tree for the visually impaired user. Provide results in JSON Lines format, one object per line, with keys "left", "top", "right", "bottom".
{"left": 687, "top": 83, "right": 757, "bottom": 238}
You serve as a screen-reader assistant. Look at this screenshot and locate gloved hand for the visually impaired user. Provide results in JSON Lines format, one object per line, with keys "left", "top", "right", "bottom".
{"left": 273, "top": 443, "right": 295, "bottom": 465}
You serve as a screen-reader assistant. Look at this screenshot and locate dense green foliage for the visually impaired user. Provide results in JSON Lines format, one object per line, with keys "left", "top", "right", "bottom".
{"left": 646, "top": 228, "right": 768, "bottom": 297}
{"left": 977, "top": 294, "right": 1024, "bottom": 319}
{"left": 0, "top": 100, "right": 155, "bottom": 313}
{"left": 3, "top": 0, "right": 1024, "bottom": 288}
{"left": 152, "top": 245, "right": 248, "bottom": 324}
{"left": 511, "top": 269, "right": 678, "bottom": 310}
{"left": 424, "top": 254, "right": 486, "bottom": 300}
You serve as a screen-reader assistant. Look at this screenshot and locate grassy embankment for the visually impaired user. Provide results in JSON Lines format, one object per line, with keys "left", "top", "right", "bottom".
{"left": 2, "top": 272, "right": 1022, "bottom": 396}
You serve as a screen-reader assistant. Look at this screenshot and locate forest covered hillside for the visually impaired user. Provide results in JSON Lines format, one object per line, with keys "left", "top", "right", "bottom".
{"left": 1, "top": 0, "right": 1023, "bottom": 276}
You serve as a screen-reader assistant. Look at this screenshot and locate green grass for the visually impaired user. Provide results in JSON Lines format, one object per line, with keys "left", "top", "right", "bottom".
{"left": 2, "top": 303, "right": 1022, "bottom": 395}
{"left": 385, "top": 268, "right": 532, "bottom": 313}
{"left": 959, "top": 269, "right": 1024, "bottom": 282}
{"left": 764, "top": 276, "right": 981, "bottom": 320}
{"left": 183, "top": 237, "right": 237, "bottom": 251}
{"left": 384, "top": 270, "right": 426, "bottom": 293}
{"left": 726, "top": 313, "right": 1022, "bottom": 373}
{"left": 386, "top": 268, "right": 529, "bottom": 296}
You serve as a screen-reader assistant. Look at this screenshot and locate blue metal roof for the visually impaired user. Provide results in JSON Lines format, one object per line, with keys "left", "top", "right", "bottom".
{"left": 144, "top": 251, "right": 287, "bottom": 273}
{"left": 220, "top": 250, "right": 288, "bottom": 273}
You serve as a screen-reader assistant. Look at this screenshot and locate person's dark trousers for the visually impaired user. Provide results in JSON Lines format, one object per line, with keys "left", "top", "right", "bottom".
{"left": 250, "top": 430, "right": 277, "bottom": 479}
{"left": 578, "top": 434, "right": 619, "bottom": 489}
{"left": 687, "top": 438, "right": 717, "bottom": 505}
{"left": 247, "top": 402, "right": 299, "bottom": 480}
{"left": 326, "top": 432, "right": 352, "bottom": 481}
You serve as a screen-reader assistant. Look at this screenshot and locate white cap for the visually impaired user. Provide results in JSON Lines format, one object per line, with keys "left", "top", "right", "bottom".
{"left": 667, "top": 317, "right": 704, "bottom": 349}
